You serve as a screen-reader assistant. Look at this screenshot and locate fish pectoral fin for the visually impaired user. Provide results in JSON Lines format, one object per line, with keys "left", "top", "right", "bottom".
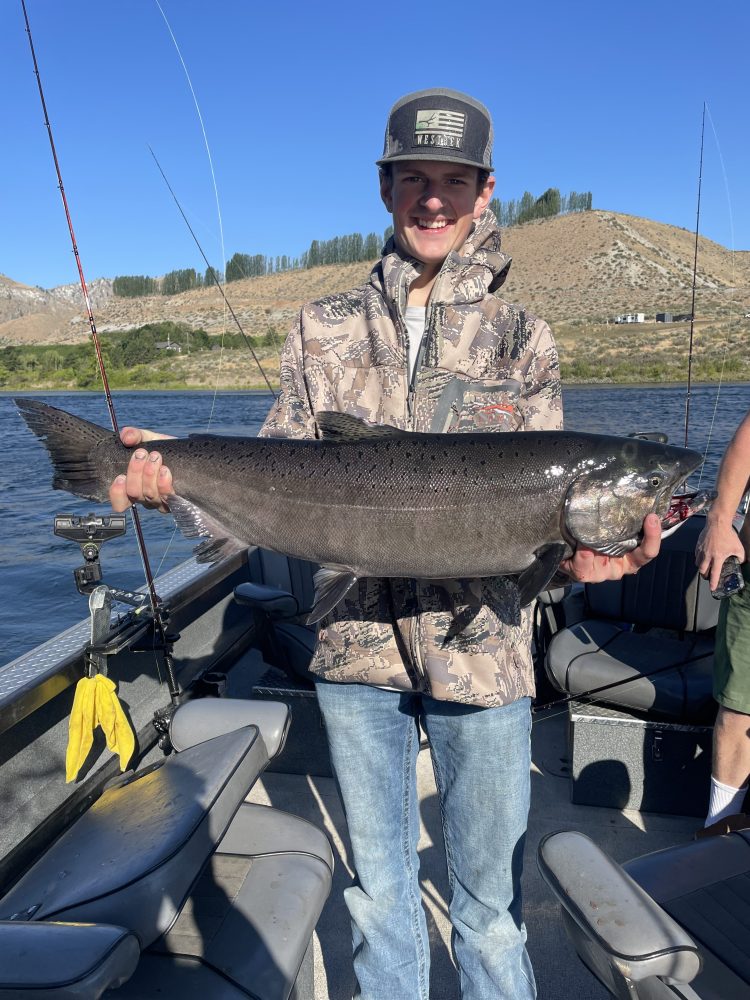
{"left": 193, "top": 537, "right": 248, "bottom": 564}
{"left": 316, "top": 412, "right": 410, "bottom": 440}
{"left": 516, "top": 543, "right": 568, "bottom": 607}
{"left": 168, "top": 495, "right": 247, "bottom": 564}
{"left": 305, "top": 567, "right": 358, "bottom": 625}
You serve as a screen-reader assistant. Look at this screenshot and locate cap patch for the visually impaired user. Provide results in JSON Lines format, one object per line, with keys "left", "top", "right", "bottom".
{"left": 414, "top": 109, "right": 465, "bottom": 151}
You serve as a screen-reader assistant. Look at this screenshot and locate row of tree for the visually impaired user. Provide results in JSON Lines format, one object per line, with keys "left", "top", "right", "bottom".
{"left": 112, "top": 258, "right": 307, "bottom": 298}
{"left": 300, "top": 231, "right": 386, "bottom": 268}
{"left": 488, "top": 189, "right": 592, "bottom": 228}
{"left": 0, "top": 322, "right": 212, "bottom": 388}
{"left": 112, "top": 188, "right": 592, "bottom": 297}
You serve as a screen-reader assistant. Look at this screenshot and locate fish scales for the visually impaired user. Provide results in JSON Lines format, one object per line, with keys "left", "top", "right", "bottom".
{"left": 84, "top": 434, "right": 573, "bottom": 578}
{"left": 16, "top": 400, "right": 704, "bottom": 605}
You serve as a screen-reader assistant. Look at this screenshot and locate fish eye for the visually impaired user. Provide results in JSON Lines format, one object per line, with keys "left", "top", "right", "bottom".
{"left": 649, "top": 474, "right": 663, "bottom": 488}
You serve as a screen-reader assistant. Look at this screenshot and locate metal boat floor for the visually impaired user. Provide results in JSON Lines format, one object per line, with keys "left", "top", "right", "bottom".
{"left": 245, "top": 702, "right": 699, "bottom": 1000}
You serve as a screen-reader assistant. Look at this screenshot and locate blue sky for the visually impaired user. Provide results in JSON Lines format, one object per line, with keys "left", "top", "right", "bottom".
{"left": 2, "top": 0, "right": 748, "bottom": 289}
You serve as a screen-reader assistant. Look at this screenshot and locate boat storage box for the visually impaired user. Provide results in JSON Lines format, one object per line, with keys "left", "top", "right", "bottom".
{"left": 569, "top": 700, "right": 712, "bottom": 817}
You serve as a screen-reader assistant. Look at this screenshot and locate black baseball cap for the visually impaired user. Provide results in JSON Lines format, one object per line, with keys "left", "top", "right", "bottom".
{"left": 376, "top": 88, "right": 494, "bottom": 172}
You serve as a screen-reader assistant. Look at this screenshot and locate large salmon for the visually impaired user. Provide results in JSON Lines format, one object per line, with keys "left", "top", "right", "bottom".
{"left": 16, "top": 399, "right": 703, "bottom": 621}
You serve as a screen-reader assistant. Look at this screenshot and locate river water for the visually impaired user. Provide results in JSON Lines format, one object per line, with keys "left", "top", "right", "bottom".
{"left": 2, "top": 383, "right": 749, "bottom": 665}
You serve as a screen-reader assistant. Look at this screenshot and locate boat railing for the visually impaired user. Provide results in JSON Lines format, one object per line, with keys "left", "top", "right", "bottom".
{"left": 0, "top": 550, "right": 250, "bottom": 739}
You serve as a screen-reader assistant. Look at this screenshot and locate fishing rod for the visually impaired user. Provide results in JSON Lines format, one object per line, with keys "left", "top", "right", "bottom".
{"left": 531, "top": 646, "right": 711, "bottom": 718}
{"left": 684, "top": 102, "right": 706, "bottom": 449}
{"left": 21, "top": 0, "right": 180, "bottom": 705}
{"left": 148, "top": 145, "right": 278, "bottom": 398}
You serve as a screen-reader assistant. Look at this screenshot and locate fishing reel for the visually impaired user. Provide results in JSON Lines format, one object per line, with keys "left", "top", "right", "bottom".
{"left": 54, "top": 513, "right": 149, "bottom": 609}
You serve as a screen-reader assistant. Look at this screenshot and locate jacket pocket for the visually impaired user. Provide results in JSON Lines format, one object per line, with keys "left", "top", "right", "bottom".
{"left": 430, "top": 376, "right": 524, "bottom": 433}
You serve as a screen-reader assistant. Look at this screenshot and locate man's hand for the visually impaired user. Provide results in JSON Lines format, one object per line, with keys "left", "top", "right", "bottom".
{"left": 696, "top": 517, "right": 746, "bottom": 592}
{"left": 559, "top": 512, "right": 662, "bottom": 583}
{"left": 109, "top": 427, "right": 175, "bottom": 513}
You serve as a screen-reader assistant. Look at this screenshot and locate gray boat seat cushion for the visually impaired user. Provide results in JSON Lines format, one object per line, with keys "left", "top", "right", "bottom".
{"left": 539, "top": 828, "right": 750, "bottom": 999}
{"left": 624, "top": 828, "right": 750, "bottom": 996}
{"left": 238, "top": 549, "right": 318, "bottom": 684}
{"left": 544, "top": 517, "right": 719, "bottom": 723}
{"left": 546, "top": 621, "right": 716, "bottom": 721}
{"left": 118, "top": 803, "right": 334, "bottom": 1000}
{"left": 169, "top": 697, "right": 290, "bottom": 758}
{"left": 246, "top": 548, "right": 317, "bottom": 613}
{"left": 538, "top": 831, "right": 701, "bottom": 986}
{"left": 0, "top": 723, "right": 268, "bottom": 949}
{"left": 0, "top": 921, "right": 139, "bottom": 999}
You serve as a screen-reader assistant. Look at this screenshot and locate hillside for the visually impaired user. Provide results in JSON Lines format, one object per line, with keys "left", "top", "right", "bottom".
{"left": 2, "top": 210, "right": 749, "bottom": 386}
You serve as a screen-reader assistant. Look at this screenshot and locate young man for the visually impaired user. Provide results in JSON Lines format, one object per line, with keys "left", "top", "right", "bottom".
{"left": 696, "top": 407, "right": 750, "bottom": 828}
{"left": 111, "top": 88, "right": 660, "bottom": 999}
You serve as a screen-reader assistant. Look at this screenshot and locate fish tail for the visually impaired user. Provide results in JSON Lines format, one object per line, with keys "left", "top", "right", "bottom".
{"left": 15, "top": 398, "right": 117, "bottom": 502}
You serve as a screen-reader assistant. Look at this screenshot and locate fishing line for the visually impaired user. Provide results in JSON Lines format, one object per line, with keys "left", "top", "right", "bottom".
{"left": 153, "top": 0, "right": 229, "bottom": 432}
{"left": 148, "top": 146, "right": 278, "bottom": 398}
{"left": 683, "top": 103, "right": 705, "bottom": 451}
{"left": 149, "top": 1, "right": 237, "bottom": 579}
{"left": 150, "top": 1, "right": 278, "bottom": 582}
{"left": 695, "top": 103, "right": 738, "bottom": 492}
{"left": 20, "top": 0, "right": 180, "bottom": 701}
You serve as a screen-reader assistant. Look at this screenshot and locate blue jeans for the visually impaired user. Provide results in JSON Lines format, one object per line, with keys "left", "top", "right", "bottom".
{"left": 316, "top": 680, "right": 535, "bottom": 1000}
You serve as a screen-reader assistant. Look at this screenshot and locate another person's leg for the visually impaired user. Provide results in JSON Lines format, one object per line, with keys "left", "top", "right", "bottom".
{"left": 423, "top": 695, "right": 536, "bottom": 1000}
{"left": 707, "top": 575, "right": 750, "bottom": 825}
{"left": 315, "top": 680, "right": 428, "bottom": 1000}
{"left": 708, "top": 706, "right": 750, "bottom": 823}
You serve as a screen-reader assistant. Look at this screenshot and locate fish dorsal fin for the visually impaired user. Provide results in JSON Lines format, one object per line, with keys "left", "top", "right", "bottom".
{"left": 168, "top": 494, "right": 247, "bottom": 564}
{"left": 516, "top": 542, "right": 569, "bottom": 607}
{"left": 316, "top": 411, "right": 410, "bottom": 441}
{"left": 305, "top": 567, "right": 358, "bottom": 624}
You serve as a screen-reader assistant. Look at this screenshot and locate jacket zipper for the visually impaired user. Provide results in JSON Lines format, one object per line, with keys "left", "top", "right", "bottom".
{"left": 392, "top": 270, "right": 430, "bottom": 684}
{"left": 407, "top": 296, "right": 441, "bottom": 687}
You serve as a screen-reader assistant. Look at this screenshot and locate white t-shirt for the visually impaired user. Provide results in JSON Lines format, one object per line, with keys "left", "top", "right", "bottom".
{"left": 404, "top": 306, "right": 427, "bottom": 382}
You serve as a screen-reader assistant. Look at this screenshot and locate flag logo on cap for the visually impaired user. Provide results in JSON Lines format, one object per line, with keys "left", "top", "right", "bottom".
{"left": 414, "top": 109, "right": 465, "bottom": 150}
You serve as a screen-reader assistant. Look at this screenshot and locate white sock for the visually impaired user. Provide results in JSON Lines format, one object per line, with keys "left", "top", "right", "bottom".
{"left": 705, "top": 776, "right": 748, "bottom": 827}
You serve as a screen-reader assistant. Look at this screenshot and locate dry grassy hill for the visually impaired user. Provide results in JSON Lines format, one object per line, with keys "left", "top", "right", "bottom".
{"left": 3, "top": 210, "right": 749, "bottom": 385}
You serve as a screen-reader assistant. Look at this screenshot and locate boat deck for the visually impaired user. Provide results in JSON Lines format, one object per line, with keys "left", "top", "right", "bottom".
{"left": 245, "top": 697, "right": 699, "bottom": 999}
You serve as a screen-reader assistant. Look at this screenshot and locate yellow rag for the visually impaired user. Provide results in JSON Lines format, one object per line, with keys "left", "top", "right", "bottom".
{"left": 94, "top": 674, "right": 136, "bottom": 773}
{"left": 65, "top": 674, "right": 135, "bottom": 783}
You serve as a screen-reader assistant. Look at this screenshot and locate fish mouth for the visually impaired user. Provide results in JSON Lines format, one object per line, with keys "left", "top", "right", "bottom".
{"left": 660, "top": 490, "right": 713, "bottom": 539}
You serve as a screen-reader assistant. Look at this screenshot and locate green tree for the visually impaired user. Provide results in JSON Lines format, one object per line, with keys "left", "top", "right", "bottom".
{"left": 536, "top": 188, "right": 561, "bottom": 218}
{"left": 516, "top": 191, "right": 537, "bottom": 225}
{"left": 364, "top": 232, "right": 380, "bottom": 258}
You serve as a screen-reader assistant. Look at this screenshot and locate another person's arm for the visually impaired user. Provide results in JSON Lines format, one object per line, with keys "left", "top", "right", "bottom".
{"left": 696, "top": 408, "right": 750, "bottom": 591}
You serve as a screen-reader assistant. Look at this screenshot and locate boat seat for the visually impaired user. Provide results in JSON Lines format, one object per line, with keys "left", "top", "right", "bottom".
{"left": 0, "top": 921, "right": 139, "bottom": 999}
{"left": 118, "top": 802, "right": 334, "bottom": 1000}
{"left": 0, "top": 700, "right": 276, "bottom": 943}
{"left": 236, "top": 549, "right": 318, "bottom": 686}
{"left": 0, "top": 698, "right": 332, "bottom": 999}
{"left": 544, "top": 516, "right": 719, "bottom": 723}
{"left": 538, "top": 826, "right": 750, "bottom": 999}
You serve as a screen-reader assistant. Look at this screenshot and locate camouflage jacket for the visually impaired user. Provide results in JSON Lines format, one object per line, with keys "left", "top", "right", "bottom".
{"left": 260, "top": 209, "right": 563, "bottom": 707}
